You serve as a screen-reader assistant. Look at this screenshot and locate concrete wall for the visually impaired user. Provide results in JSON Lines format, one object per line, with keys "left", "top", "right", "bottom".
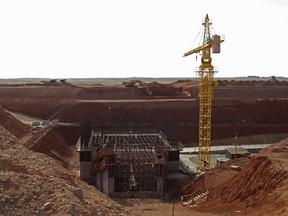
{"left": 108, "top": 178, "right": 115, "bottom": 195}
{"left": 95, "top": 170, "right": 111, "bottom": 195}
{"left": 79, "top": 162, "right": 92, "bottom": 182}
{"left": 102, "top": 170, "right": 109, "bottom": 195}
{"left": 95, "top": 173, "right": 101, "bottom": 191}
{"left": 168, "top": 161, "right": 179, "bottom": 172}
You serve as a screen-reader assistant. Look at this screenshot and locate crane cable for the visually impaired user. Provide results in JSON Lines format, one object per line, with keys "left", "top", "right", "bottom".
{"left": 189, "top": 26, "right": 203, "bottom": 50}
{"left": 191, "top": 21, "right": 217, "bottom": 51}
{"left": 189, "top": 26, "right": 203, "bottom": 82}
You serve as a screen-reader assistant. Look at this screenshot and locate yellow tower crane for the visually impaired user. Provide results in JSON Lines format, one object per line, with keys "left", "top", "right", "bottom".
{"left": 183, "top": 14, "right": 224, "bottom": 171}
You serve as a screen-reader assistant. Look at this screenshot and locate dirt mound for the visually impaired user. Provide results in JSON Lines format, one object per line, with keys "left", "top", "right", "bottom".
{"left": 148, "top": 81, "right": 165, "bottom": 87}
{"left": 0, "top": 109, "right": 30, "bottom": 139}
{"left": 178, "top": 157, "right": 250, "bottom": 201}
{"left": 181, "top": 139, "right": 288, "bottom": 215}
{"left": 218, "top": 80, "right": 288, "bottom": 87}
{"left": 0, "top": 125, "right": 131, "bottom": 216}
{"left": 0, "top": 125, "right": 19, "bottom": 150}
{"left": 76, "top": 86, "right": 139, "bottom": 100}
{"left": 169, "top": 79, "right": 197, "bottom": 88}
{"left": 27, "top": 127, "right": 76, "bottom": 169}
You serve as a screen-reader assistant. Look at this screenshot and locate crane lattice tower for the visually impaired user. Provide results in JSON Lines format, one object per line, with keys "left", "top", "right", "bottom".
{"left": 183, "top": 14, "right": 224, "bottom": 171}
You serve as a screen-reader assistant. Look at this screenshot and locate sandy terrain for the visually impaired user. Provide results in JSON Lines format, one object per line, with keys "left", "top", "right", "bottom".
{"left": 0, "top": 77, "right": 288, "bottom": 215}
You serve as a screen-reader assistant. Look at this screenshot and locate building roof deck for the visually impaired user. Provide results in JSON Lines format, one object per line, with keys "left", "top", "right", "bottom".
{"left": 77, "top": 129, "right": 183, "bottom": 152}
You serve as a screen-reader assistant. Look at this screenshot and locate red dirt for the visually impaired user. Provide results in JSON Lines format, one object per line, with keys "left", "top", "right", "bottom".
{"left": 0, "top": 124, "right": 218, "bottom": 215}
{"left": 1, "top": 80, "right": 288, "bottom": 145}
{"left": 180, "top": 139, "right": 288, "bottom": 215}
{"left": 0, "top": 85, "right": 80, "bottom": 119}
{"left": 28, "top": 127, "right": 77, "bottom": 169}
{"left": 1, "top": 79, "right": 288, "bottom": 215}
{"left": 0, "top": 125, "right": 131, "bottom": 216}
{"left": 0, "top": 109, "right": 30, "bottom": 139}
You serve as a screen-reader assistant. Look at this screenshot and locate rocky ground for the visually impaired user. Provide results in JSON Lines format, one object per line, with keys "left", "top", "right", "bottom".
{"left": 0, "top": 125, "right": 131, "bottom": 216}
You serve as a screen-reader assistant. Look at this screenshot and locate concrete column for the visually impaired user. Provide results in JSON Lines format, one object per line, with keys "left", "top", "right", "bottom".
{"left": 157, "top": 177, "right": 163, "bottom": 194}
{"left": 95, "top": 173, "right": 101, "bottom": 190}
{"left": 108, "top": 178, "right": 115, "bottom": 195}
{"left": 79, "top": 162, "right": 92, "bottom": 182}
{"left": 102, "top": 170, "right": 109, "bottom": 195}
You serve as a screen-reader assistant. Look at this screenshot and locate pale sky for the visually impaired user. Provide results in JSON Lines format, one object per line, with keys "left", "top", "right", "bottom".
{"left": 0, "top": 0, "right": 288, "bottom": 78}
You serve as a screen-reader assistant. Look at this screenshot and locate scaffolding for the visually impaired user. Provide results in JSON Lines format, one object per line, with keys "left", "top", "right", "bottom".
{"left": 77, "top": 129, "right": 183, "bottom": 194}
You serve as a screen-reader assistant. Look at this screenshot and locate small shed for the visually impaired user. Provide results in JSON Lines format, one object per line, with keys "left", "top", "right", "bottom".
{"left": 225, "top": 146, "right": 250, "bottom": 159}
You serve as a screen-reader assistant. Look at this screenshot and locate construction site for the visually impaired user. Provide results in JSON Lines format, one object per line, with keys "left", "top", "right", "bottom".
{"left": 1, "top": 14, "right": 288, "bottom": 216}
{"left": 76, "top": 126, "right": 183, "bottom": 197}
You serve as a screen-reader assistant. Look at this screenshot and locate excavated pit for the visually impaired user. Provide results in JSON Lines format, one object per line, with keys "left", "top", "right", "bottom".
{"left": 1, "top": 78, "right": 288, "bottom": 215}
{"left": 1, "top": 79, "right": 288, "bottom": 146}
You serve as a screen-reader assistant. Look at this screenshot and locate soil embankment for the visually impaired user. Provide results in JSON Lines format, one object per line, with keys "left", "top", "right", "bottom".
{"left": 1, "top": 78, "right": 288, "bottom": 215}
{"left": 0, "top": 109, "right": 30, "bottom": 139}
{"left": 0, "top": 125, "right": 131, "bottom": 216}
{"left": 179, "top": 139, "right": 288, "bottom": 215}
{"left": 0, "top": 80, "right": 288, "bottom": 145}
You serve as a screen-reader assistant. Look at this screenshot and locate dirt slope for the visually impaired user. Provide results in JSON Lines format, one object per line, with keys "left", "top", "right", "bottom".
{"left": 27, "top": 127, "right": 79, "bottom": 170}
{"left": 1, "top": 80, "right": 288, "bottom": 144}
{"left": 0, "top": 85, "right": 81, "bottom": 119}
{"left": 180, "top": 139, "right": 288, "bottom": 215}
{"left": 0, "top": 125, "right": 131, "bottom": 216}
{"left": 0, "top": 109, "right": 30, "bottom": 139}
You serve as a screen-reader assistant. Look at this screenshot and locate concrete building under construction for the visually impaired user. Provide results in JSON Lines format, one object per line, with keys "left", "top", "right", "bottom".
{"left": 76, "top": 127, "right": 183, "bottom": 197}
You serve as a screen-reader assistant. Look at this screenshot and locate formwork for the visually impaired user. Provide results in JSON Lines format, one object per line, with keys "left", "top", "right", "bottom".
{"left": 76, "top": 128, "right": 183, "bottom": 197}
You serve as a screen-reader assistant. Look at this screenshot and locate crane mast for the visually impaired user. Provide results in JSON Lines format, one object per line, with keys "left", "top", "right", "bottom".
{"left": 184, "top": 14, "right": 224, "bottom": 171}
